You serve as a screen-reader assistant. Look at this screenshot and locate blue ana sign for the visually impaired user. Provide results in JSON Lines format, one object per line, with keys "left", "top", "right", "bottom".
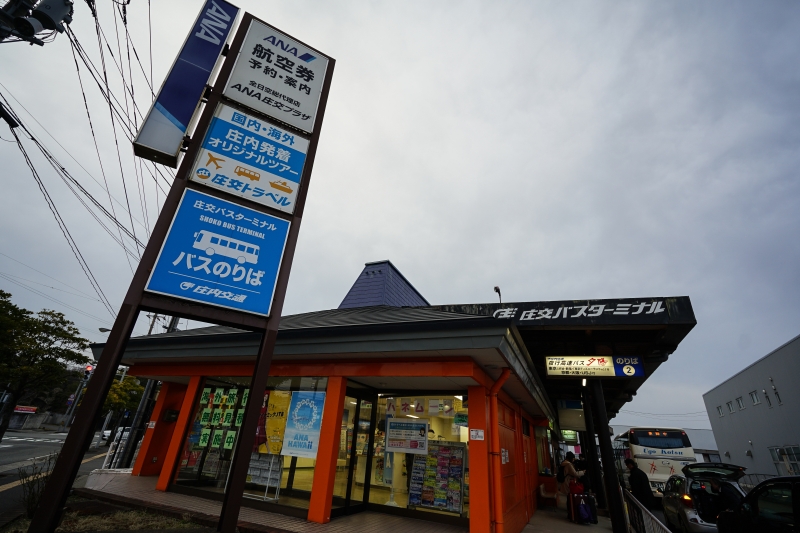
{"left": 134, "top": 0, "right": 239, "bottom": 166}
{"left": 190, "top": 103, "right": 308, "bottom": 214}
{"left": 281, "top": 391, "right": 326, "bottom": 459}
{"left": 146, "top": 188, "right": 290, "bottom": 316}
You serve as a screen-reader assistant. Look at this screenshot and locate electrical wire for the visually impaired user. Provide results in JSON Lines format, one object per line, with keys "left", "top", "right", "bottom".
{"left": 8, "top": 127, "right": 116, "bottom": 316}
{"left": 0, "top": 251, "right": 99, "bottom": 299}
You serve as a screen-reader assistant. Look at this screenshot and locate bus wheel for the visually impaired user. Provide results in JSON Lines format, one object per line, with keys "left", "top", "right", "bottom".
{"left": 206, "top": 247, "right": 215, "bottom": 256}
{"left": 237, "top": 256, "right": 245, "bottom": 264}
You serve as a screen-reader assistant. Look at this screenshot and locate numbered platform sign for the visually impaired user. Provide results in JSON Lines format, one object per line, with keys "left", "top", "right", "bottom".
{"left": 146, "top": 188, "right": 290, "bottom": 316}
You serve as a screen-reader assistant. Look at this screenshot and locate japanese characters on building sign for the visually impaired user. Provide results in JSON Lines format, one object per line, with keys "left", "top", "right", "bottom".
{"left": 545, "top": 355, "right": 646, "bottom": 378}
{"left": 492, "top": 299, "right": 667, "bottom": 323}
{"left": 145, "top": 188, "right": 290, "bottom": 316}
{"left": 224, "top": 20, "right": 328, "bottom": 133}
{"left": 190, "top": 104, "right": 309, "bottom": 214}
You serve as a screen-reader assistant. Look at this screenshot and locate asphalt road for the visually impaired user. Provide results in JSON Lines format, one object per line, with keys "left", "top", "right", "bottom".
{"left": 0, "top": 429, "right": 109, "bottom": 527}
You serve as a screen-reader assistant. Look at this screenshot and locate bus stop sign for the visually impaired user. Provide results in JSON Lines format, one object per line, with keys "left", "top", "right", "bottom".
{"left": 145, "top": 188, "right": 290, "bottom": 316}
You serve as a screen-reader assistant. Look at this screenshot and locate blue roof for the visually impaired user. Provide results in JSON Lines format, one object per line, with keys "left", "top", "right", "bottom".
{"left": 338, "top": 260, "right": 429, "bottom": 309}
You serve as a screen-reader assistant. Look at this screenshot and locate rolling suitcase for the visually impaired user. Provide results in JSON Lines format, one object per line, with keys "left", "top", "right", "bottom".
{"left": 568, "top": 493, "right": 598, "bottom": 524}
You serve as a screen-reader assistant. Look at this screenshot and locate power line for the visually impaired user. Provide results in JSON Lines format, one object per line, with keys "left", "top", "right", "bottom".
{"left": 0, "top": 270, "right": 100, "bottom": 301}
{"left": 8, "top": 126, "right": 116, "bottom": 316}
{"left": 0, "top": 251, "right": 98, "bottom": 298}
{"left": 0, "top": 272, "right": 110, "bottom": 324}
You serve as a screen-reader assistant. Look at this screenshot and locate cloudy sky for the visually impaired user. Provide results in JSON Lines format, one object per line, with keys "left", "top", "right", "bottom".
{"left": 1, "top": 1, "right": 799, "bottom": 430}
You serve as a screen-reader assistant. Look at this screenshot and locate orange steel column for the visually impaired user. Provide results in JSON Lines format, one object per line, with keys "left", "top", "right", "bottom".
{"left": 468, "top": 386, "right": 491, "bottom": 533}
{"left": 307, "top": 376, "right": 347, "bottom": 523}
{"left": 156, "top": 375, "right": 201, "bottom": 491}
{"left": 489, "top": 369, "right": 511, "bottom": 533}
{"left": 132, "top": 381, "right": 171, "bottom": 476}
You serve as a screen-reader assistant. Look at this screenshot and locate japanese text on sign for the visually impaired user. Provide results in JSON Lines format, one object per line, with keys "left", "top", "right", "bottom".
{"left": 224, "top": 20, "right": 328, "bottom": 133}
{"left": 545, "top": 356, "right": 646, "bottom": 378}
{"left": 191, "top": 103, "right": 309, "bottom": 215}
{"left": 493, "top": 301, "right": 666, "bottom": 320}
{"left": 145, "top": 188, "right": 290, "bottom": 316}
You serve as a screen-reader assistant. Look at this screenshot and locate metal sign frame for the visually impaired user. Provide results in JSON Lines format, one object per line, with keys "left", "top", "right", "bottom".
{"left": 29, "top": 12, "right": 334, "bottom": 533}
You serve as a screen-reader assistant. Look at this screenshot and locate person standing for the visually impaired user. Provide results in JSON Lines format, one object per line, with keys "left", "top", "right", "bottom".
{"left": 625, "top": 458, "right": 654, "bottom": 509}
{"left": 558, "top": 451, "right": 585, "bottom": 495}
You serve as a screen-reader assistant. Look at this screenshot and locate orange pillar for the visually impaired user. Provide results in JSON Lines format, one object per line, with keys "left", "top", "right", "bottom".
{"left": 132, "top": 381, "right": 171, "bottom": 476}
{"left": 156, "top": 376, "right": 201, "bottom": 491}
{"left": 469, "top": 386, "right": 491, "bottom": 533}
{"left": 307, "top": 376, "right": 347, "bottom": 524}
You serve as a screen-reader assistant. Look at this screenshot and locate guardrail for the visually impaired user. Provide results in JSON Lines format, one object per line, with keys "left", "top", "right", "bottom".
{"left": 622, "top": 489, "right": 671, "bottom": 533}
{"left": 739, "top": 473, "right": 776, "bottom": 493}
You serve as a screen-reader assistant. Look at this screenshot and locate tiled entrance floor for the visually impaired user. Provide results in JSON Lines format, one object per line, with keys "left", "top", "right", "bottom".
{"left": 76, "top": 474, "right": 467, "bottom": 533}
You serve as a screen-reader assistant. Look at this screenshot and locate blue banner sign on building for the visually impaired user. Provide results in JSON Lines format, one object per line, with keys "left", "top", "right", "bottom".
{"left": 145, "top": 188, "right": 290, "bottom": 316}
{"left": 281, "top": 391, "right": 326, "bottom": 459}
{"left": 545, "top": 355, "right": 646, "bottom": 378}
{"left": 134, "top": 0, "right": 240, "bottom": 167}
{"left": 190, "top": 103, "right": 308, "bottom": 214}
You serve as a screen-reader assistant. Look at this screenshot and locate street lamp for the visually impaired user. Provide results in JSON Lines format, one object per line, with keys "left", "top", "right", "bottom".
{"left": 99, "top": 328, "right": 111, "bottom": 332}
{"left": 494, "top": 286, "right": 502, "bottom": 304}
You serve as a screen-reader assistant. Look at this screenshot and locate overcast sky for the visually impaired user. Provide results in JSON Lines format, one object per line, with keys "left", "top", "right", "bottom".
{"left": 1, "top": 1, "right": 799, "bottom": 430}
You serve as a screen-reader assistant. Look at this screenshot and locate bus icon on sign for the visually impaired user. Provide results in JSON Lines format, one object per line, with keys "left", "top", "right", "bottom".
{"left": 193, "top": 230, "right": 259, "bottom": 264}
{"left": 235, "top": 166, "right": 260, "bottom": 181}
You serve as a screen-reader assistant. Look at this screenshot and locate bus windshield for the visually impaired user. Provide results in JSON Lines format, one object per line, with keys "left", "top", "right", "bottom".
{"left": 629, "top": 430, "right": 691, "bottom": 449}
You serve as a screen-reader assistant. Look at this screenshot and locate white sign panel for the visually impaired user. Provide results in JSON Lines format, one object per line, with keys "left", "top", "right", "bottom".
{"left": 224, "top": 20, "right": 328, "bottom": 133}
{"left": 545, "top": 355, "right": 646, "bottom": 378}
{"left": 190, "top": 103, "right": 309, "bottom": 214}
{"left": 469, "top": 429, "right": 484, "bottom": 441}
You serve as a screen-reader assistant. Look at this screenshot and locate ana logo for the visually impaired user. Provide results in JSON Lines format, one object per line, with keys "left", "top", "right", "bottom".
{"left": 194, "top": 0, "right": 232, "bottom": 46}
{"left": 263, "top": 35, "right": 316, "bottom": 62}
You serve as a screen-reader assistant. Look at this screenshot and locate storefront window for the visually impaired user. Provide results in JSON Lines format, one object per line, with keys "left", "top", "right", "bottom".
{"left": 175, "top": 376, "right": 327, "bottom": 510}
{"left": 367, "top": 395, "right": 469, "bottom": 518}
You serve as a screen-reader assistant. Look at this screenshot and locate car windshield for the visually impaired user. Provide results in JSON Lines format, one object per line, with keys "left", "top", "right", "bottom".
{"left": 683, "top": 464, "right": 745, "bottom": 480}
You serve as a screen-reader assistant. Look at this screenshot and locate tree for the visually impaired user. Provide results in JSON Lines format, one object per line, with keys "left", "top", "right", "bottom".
{"left": 0, "top": 291, "right": 89, "bottom": 442}
{"left": 102, "top": 376, "right": 144, "bottom": 414}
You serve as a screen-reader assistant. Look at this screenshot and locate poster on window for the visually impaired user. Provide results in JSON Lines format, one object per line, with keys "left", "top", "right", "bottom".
{"left": 281, "top": 391, "right": 326, "bottom": 458}
{"left": 264, "top": 390, "right": 291, "bottom": 455}
{"left": 385, "top": 419, "right": 429, "bottom": 455}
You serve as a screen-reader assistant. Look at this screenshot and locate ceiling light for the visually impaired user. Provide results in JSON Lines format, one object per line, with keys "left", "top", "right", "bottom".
{"left": 407, "top": 415, "right": 419, "bottom": 418}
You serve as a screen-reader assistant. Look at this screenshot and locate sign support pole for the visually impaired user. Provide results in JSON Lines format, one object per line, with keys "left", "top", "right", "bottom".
{"left": 589, "top": 379, "right": 627, "bottom": 533}
{"left": 581, "top": 387, "right": 607, "bottom": 509}
{"left": 216, "top": 21, "right": 335, "bottom": 531}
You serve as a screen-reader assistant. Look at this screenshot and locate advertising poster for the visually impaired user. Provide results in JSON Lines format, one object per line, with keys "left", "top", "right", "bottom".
{"left": 385, "top": 419, "right": 429, "bottom": 455}
{"left": 264, "top": 390, "right": 291, "bottom": 455}
{"left": 145, "top": 188, "right": 291, "bottom": 317}
{"left": 190, "top": 104, "right": 309, "bottom": 215}
{"left": 281, "top": 391, "right": 326, "bottom": 458}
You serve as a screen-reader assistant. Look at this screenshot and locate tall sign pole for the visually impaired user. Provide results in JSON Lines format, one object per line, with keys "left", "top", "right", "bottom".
{"left": 28, "top": 7, "right": 333, "bottom": 532}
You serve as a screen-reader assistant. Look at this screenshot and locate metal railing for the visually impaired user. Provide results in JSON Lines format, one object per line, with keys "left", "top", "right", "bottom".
{"left": 739, "top": 473, "right": 776, "bottom": 493}
{"left": 622, "top": 489, "right": 671, "bottom": 533}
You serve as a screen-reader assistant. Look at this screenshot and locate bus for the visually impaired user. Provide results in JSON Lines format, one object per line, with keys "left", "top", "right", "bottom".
{"left": 613, "top": 427, "right": 697, "bottom": 498}
{"left": 193, "top": 230, "right": 259, "bottom": 265}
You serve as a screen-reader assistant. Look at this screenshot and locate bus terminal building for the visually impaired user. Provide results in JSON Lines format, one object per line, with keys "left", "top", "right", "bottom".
{"left": 91, "top": 260, "right": 696, "bottom": 533}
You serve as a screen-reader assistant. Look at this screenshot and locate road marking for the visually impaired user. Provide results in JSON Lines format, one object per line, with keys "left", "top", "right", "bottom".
{"left": 0, "top": 453, "right": 107, "bottom": 493}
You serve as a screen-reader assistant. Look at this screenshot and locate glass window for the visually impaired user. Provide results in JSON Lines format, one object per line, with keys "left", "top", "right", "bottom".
{"left": 367, "top": 395, "right": 470, "bottom": 518}
{"left": 750, "top": 391, "right": 760, "bottom": 405}
{"left": 754, "top": 483, "right": 794, "bottom": 529}
{"left": 727, "top": 401, "right": 735, "bottom": 413}
{"left": 736, "top": 397, "right": 745, "bottom": 410}
{"left": 175, "top": 376, "right": 327, "bottom": 511}
{"left": 717, "top": 406, "right": 724, "bottom": 417}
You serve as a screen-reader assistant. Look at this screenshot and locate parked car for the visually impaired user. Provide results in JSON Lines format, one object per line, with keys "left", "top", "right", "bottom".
{"left": 717, "top": 476, "right": 799, "bottom": 533}
{"left": 662, "top": 463, "right": 747, "bottom": 532}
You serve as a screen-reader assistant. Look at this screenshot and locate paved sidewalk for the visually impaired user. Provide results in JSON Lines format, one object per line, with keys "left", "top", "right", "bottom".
{"left": 522, "top": 508, "right": 614, "bottom": 532}
{"left": 77, "top": 474, "right": 467, "bottom": 533}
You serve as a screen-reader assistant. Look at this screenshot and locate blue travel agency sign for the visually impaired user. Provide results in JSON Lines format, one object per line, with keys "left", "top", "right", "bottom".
{"left": 146, "top": 188, "right": 290, "bottom": 316}
{"left": 190, "top": 103, "right": 308, "bottom": 214}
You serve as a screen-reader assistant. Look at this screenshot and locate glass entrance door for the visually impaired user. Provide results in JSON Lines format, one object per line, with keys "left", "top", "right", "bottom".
{"left": 331, "top": 388, "right": 377, "bottom": 516}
